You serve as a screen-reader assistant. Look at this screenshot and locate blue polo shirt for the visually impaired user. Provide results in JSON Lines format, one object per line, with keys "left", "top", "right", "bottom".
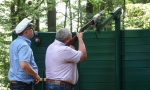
{"left": 8, "top": 36, "right": 38, "bottom": 84}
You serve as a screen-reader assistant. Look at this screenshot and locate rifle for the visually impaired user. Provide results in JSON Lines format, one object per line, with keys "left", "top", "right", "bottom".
{"left": 66, "top": 8, "right": 108, "bottom": 46}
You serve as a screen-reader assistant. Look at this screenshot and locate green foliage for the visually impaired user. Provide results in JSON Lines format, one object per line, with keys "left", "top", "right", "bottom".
{"left": 0, "top": 1, "right": 12, "bottom": 88}
{"left": 126, "top": 0, "right": 150, "bottom": 4}
{"left": 124, "top": 3, "right": 150, "bottom": 29}
{"left": 0, "top": 31, "right": 11, "bottom": 89}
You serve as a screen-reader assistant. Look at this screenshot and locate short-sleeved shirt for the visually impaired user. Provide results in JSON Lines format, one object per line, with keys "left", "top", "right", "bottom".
{"left": 8, "top": 36, "right": 38, "bottom": 84}
{"left": 45, "top": 39, "right": 82, "bottom": 84}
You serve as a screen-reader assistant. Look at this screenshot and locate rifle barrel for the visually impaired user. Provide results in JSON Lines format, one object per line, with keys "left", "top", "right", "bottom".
{"left": 79, "top": 20, "right": 94, "bottom": 32}
{"left": 66, "top": 8, "right": 108, "bottom": 46}
{"left": 66, "top": 20, "right": 94, "bottom": 46}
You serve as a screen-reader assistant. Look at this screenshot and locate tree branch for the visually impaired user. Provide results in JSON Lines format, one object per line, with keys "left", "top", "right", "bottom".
{"left": 33, "top": 0, "right": 44, "bottom": 10}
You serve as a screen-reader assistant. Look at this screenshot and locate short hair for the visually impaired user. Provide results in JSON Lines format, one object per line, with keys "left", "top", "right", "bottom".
{"left": 56, "top": 28, "right": 72, "bottom": 42}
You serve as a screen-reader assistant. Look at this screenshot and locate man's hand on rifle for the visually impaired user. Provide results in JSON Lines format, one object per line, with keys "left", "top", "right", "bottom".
{"left": 76, "top": 32, "right": 84, "bottom": 39}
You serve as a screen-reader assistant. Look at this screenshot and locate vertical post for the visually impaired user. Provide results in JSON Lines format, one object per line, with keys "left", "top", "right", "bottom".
{"left": 115, "top": 14, "right": 121, "bottom": 90}
{"left": 42, "top": 71, "right": 45, "bottom": 90}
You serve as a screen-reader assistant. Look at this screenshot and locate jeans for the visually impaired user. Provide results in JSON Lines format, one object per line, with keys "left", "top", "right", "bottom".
{"left": 9, "top": 82, "right": 33, "bottom": 90}
{"left": 46, "top": 82, "right": 74, "bottom": 90}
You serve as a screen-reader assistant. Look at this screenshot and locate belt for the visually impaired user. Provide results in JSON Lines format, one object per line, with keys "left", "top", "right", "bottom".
{"left": 10, "top": 81, "right": 32, "bottom": 85}
{"left": 46, "top": 79, "right": 74, "bottom": 87}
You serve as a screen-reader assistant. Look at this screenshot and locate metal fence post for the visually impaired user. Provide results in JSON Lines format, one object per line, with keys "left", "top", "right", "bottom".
{"left": 115, "top": 10, "right": 122, "bottom": 90}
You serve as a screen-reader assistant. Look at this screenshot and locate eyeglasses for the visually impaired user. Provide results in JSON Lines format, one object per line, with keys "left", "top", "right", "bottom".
{"left": 26, "top": 27, "right": 33, "bottom": 30}
{"left": 24, "top": 23, "right": 33, "bottom": 30}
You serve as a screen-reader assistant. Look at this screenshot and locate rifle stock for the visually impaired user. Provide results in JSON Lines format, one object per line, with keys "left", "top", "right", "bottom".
{"left": 66, "top": 8, "right": 107, "bottom": 46}
{"left": 66, "top": 36, "right": 78, "bottom": 46}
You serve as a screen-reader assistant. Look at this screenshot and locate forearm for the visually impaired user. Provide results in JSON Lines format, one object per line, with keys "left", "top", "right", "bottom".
{"left": 20, "top": 62, "right": 38, "bottom": 77}
{"left": 78, "top": 38, "right": 87, "bottom": 61}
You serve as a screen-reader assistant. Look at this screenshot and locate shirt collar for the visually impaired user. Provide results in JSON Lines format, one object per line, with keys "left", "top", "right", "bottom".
{"left": 18, "top": 36, "right": 31, "bottom": 46}
{"left": 54, "top": 39, "right": 66, "bottom": 46}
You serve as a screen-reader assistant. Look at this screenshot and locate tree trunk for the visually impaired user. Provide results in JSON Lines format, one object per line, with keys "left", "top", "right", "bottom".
{"left": 85, "top": 0, "right": 93, "bottom": 30}
{"left": 35, "top": 0, "right": 40, "bottom": 31}
{"left": 86, "top": 0, "right": 93, "bottom": 20}
{"left": 104, "top": 0, "right": 113, "bottom": 31}
{"left": 10, "top": 2, "right": 16, "bottom": 29}
{"left": 47, "top": 0, "right": 56, "bottom": 32}
{"left": 77, "top": 0, "right": 81, "bottom": 32}
{"left": 35, "top": 19, "right": 40, "bottom": 31}
{"left": 68, "top": 0, "right": 72, "bottom": 32}
{"left": 64, "top": 0, "right": 68, "bottom": 28}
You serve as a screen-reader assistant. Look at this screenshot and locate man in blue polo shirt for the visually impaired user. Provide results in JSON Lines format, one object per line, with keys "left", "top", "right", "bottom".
{"left": 8, "top": 18, "right": 40, "bottom": 90}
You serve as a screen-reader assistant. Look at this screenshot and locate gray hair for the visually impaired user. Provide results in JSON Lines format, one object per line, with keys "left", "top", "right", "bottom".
{"left": 56, "top": 28, "right": 72, "bottom": 42}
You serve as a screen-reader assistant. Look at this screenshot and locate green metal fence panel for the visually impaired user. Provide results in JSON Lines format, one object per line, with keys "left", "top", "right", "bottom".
{"left": 10, "top": 29, "right": 150, "bottom": 90}
{"left": 30, "top": 31, "right": 116, "bottom": 90}
{"left": 77, "top": 31, "right": 116, "bottom": 90}
{"left": 31, "top": 32, "right": 56, "bottom": 90}
{"left": 121, "top": 30, "right": 150, "bottom": 90}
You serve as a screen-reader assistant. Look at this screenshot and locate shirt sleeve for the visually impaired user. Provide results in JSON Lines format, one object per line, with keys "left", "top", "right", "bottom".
{"left": 18, "top": 45, "right": 32, "bottom": 63}
{"left": 61, "top": 46, "right": 82, "bottom": 63}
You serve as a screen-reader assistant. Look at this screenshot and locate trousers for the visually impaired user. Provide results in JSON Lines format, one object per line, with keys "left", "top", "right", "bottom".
{"left": 46, "top": 82, "right": 74, "bottom": 90}
{"left": 9, "top": 81, "right": 33, "bottom": 90}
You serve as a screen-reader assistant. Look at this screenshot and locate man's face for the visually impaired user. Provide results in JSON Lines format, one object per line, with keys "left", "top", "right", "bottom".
{"left": 26, "top": 26, "right": 34, "bottom": 39}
